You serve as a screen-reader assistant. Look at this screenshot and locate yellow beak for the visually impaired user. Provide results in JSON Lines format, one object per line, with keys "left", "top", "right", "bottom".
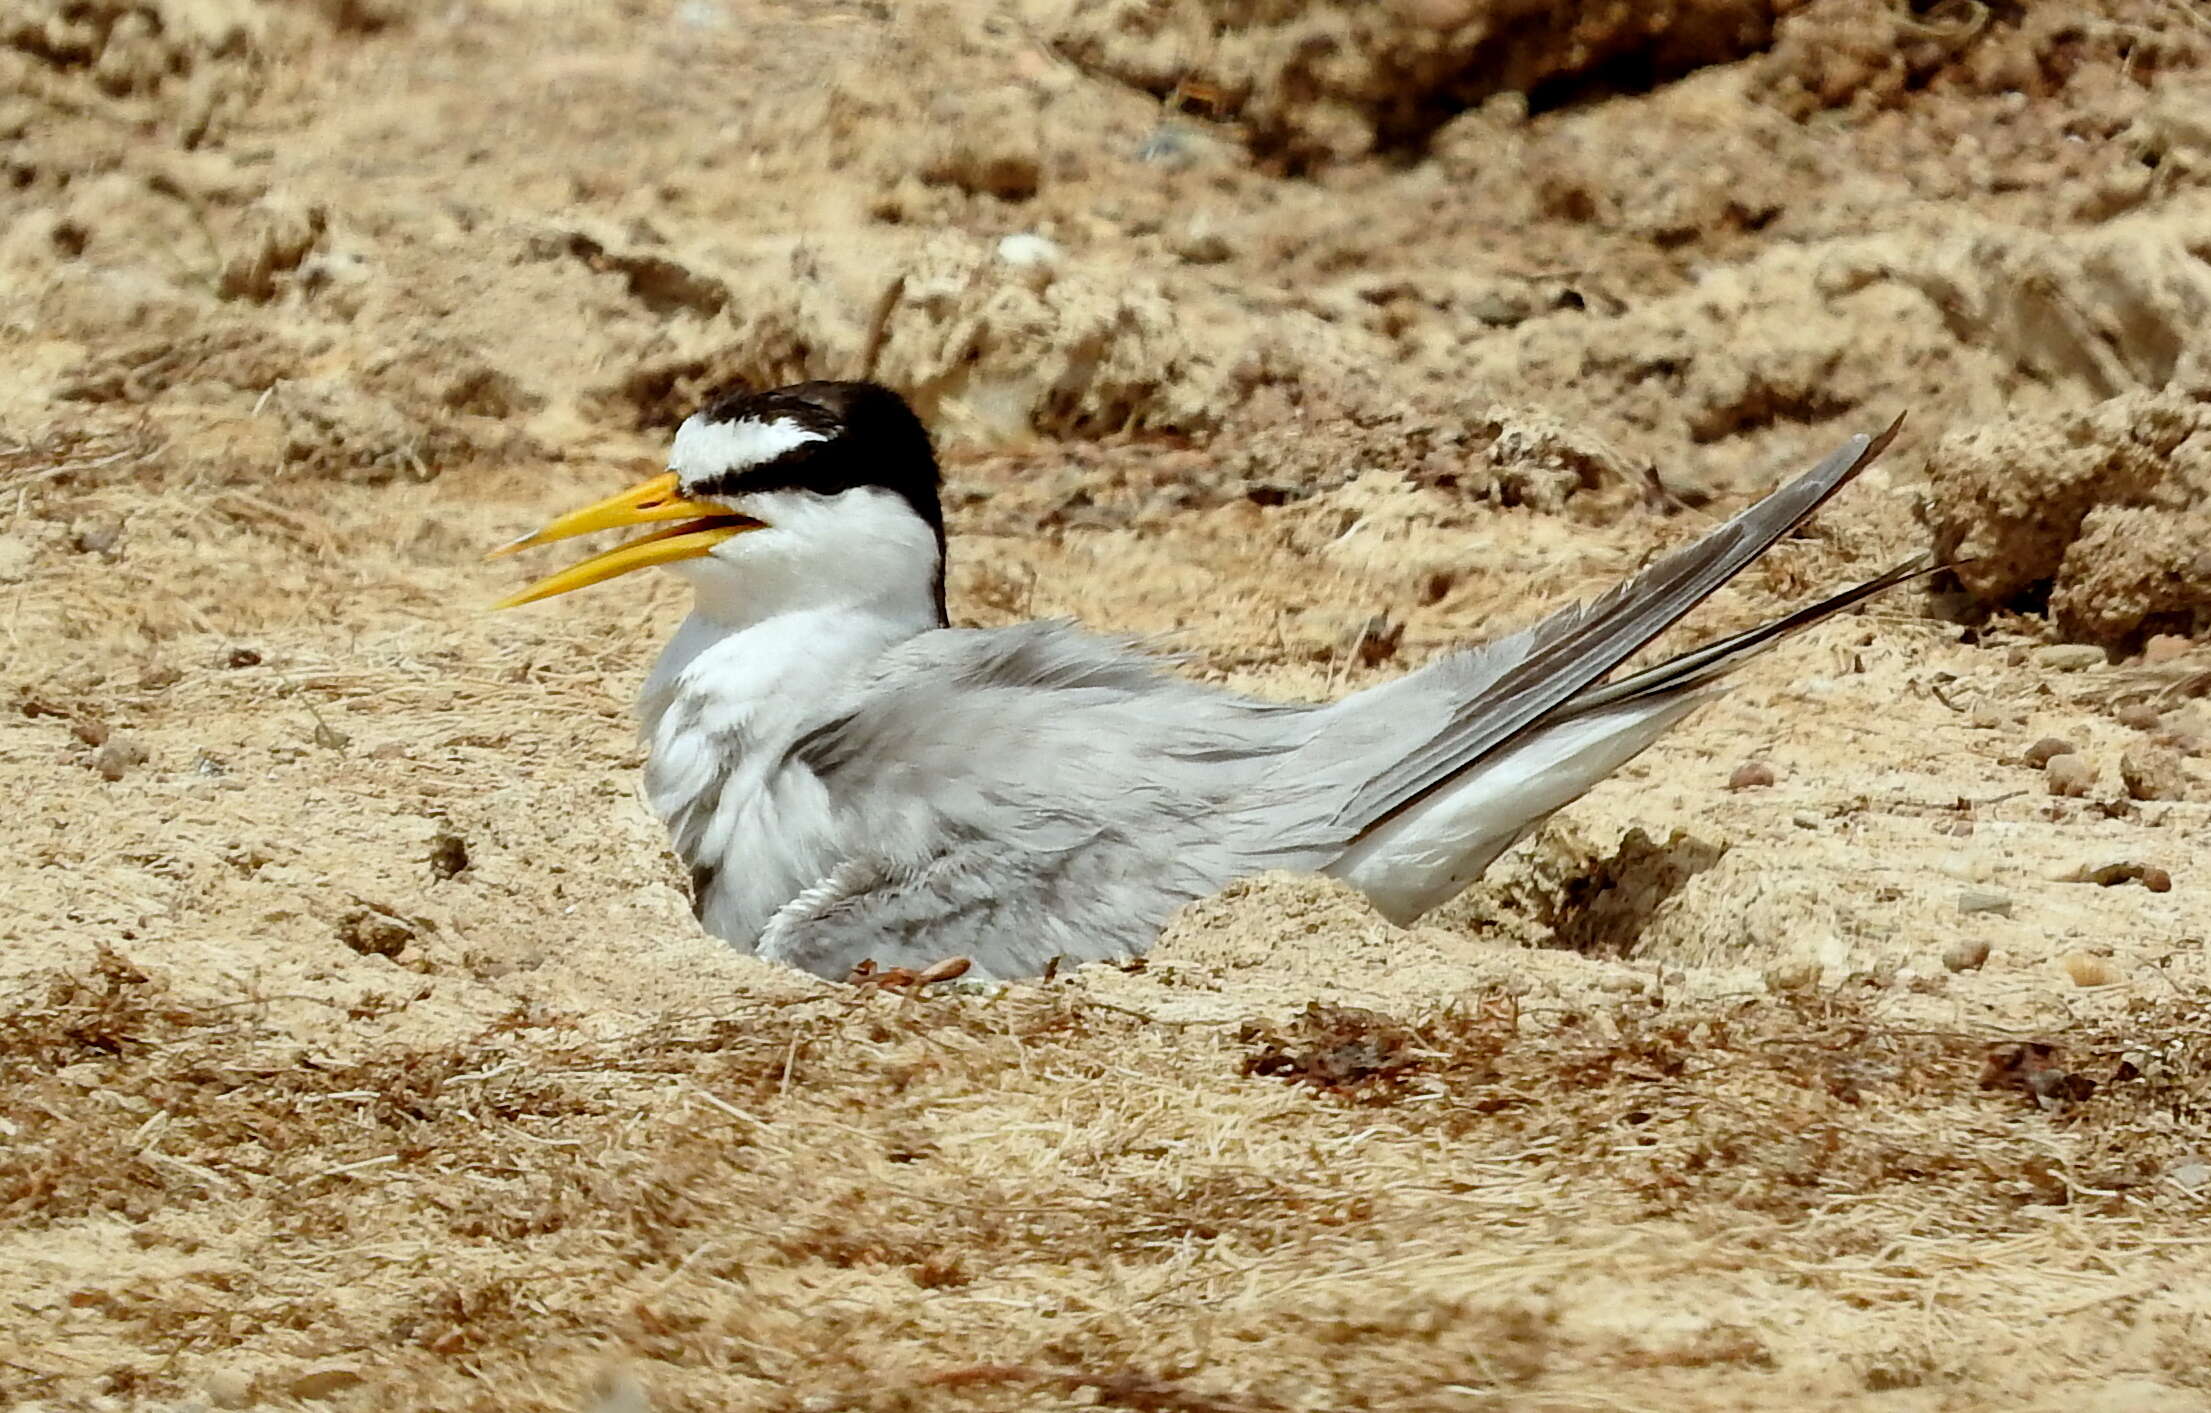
{"left": 488, "top": 471, "right": 765, "bottom": 608}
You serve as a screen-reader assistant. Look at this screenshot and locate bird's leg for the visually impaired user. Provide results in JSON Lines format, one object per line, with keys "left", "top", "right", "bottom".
{"left": 843, "top": 954, "right": 973, "bottom": 995}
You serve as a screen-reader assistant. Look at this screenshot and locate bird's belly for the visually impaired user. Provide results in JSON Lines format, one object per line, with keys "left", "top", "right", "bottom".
{"left": 645, "top": 727, "right": 844, "bottom": 952}
{"left": 683, "top": 783, "right": 847, "bottom": 950}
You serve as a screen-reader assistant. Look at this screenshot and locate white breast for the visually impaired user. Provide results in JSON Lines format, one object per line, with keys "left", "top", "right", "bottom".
{"left": 630, "top": 481, "right": 949, "bottom": 950}
{"left": 640, "top": 609, "right": 887, "bottom": 947}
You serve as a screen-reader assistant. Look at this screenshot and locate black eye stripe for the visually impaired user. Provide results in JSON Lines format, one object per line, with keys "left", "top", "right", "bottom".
{"left": 684, "top": 381, "right": 941, "bottom": 527}
{"left": 676, "top": 381, "right": 949, "bottom": 626}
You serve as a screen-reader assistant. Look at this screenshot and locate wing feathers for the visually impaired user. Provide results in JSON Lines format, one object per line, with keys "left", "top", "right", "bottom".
{"left": 1565, "top": 555, "right": 1932, "bottom": 715}
{"left": 1337, "top": 416, "right": 1904, "bottom": 834}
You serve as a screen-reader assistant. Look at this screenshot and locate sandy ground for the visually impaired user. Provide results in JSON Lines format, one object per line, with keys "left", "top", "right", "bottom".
{"left": 10, "top": 1, "right": 2211, "bottom": 1409}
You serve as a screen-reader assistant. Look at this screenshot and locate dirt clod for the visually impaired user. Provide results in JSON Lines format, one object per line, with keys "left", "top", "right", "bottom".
{"left": 2063, "top": 952, "right": 2123, "bottom": 989}
{"left": 1727, "top": 760, "right": 1779, "bottom": 790}
{"left": 2143, "top": 634, "right": 2195, "bottom": 665}
{"left": 2121, "top": 743, "right": 2192, "bottom": 802}
{"left": 90, "top": 735, "right": 148, "bottom": 781}
{"left": 338, "top": 908, "right": 414, "bottom": 958}
{"left": 1942, "top": 937, "right": 1992, "bottom": 972}
{"left": 427, "top": 829, "right": 470, "bottom": 879}
{"left": 2024, "top": 737, "right": 2078, "bottom": 768}
{"left": 2044, "top": 753, "right": 2096, "bottom": 797}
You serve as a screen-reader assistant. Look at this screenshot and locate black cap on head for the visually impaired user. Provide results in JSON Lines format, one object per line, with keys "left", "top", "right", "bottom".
{"left": 678, "top": 380, "right": 947, "bottom": 625}
{"left": 682, "top": 380, "right": 943, "bottom": 545}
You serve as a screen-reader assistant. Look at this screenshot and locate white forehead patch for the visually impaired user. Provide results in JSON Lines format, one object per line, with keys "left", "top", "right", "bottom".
{"left": 670, "top": 414, "right": 830, "bottom": 481}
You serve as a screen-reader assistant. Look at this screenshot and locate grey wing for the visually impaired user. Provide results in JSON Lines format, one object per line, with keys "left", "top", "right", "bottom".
{"left": 1293, "top": 420, "right": 1904, "bottom": 838}
{"left": 753, "top": 622, "right": 1326, "bottom": 979}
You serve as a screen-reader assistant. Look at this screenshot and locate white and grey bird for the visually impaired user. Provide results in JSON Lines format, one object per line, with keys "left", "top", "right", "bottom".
{"left": 492, "top": 380, "right": 1911, "bottom": 980}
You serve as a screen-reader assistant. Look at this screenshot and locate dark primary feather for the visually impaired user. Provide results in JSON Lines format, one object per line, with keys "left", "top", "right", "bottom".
{"left": 1333, "top": 415, "right": 1905, "bottom": 838}
{"left": 1566, "top": 556, "right": 1932, "bottom": 715}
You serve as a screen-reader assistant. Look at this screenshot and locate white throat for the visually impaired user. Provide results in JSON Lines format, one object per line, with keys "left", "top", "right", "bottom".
{"left": 638, "top": 483, "right": 943, "bottom": 736}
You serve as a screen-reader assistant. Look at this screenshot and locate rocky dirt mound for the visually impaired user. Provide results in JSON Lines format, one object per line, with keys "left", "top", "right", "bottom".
{"left": 1927, "top": 392, "right": 2211, "bottom": 647}
{"left": 1048, "top": 0, "right": 1792, "bottom": 167}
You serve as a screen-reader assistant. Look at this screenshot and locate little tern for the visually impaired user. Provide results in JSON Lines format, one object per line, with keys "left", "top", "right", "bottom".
{"left": 493, "top": 380, "right": 1911, "bottom": 979}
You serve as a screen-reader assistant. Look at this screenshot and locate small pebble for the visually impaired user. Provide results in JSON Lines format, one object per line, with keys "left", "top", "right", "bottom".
{"left": 285, "top": 1366, "right": 364, "bottom": 1401}
{"left": 225, "top": 646, "right": 264, "bottom": 668}
{"left": 1762, "top": 960, "right": 1821, "bottom": 993}
{"left": 2121, "top": 742, "right": 2191, "bottom": 801}
{"left": 995, "top": 233, "right": 1063, "bottom": 291}
{"left": 70, "top": 717, "right": 110, "bottom": 747}
{"left": 2023, "top": 737, "right": 2077, "bottom": 768}
{"left": 204, "top": 1369, "right": 255, "bottom": 1409}
{"left": 2118, "top": 1047, "right": 2163, "bottom": 1082}
{"left": 1727, "top": 760, "right": 1778, "bottom": 791}
{"left": 2061, "top": 952, "right": 2120, "bottom": 988}
{"left": 2142, "top": 633, "right": 2194, "bottom": 665}
{"left": 70, "top": 521, "right": 123, "bottom": 555}
{"left": 428, "top": 829, "right": 471, "bottom": 879}
{"left": 2034, "top": 643, "right": 2106, "bottom": 672}
{"left": 2165, "top": 1159, "right": 2211, "bottom": 1191}
{"left": 1942, "top": 937, "right": 1992, "bottom": 972}
{"left": 92, "top": 736, "right": 148, "bottom": 781}
{"left": 2114, "top": 702, "right": 2163, "bottom": 730}
{"left": 1957, "top": 890, "right": 2012, "bottom": 918}
{"left": 2044, "top": 753, "right": 2095, "bottom": 797}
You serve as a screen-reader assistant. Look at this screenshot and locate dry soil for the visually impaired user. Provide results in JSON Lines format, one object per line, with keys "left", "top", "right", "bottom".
{"left": 10, "top": 2, "right": 2211, "bottom": 1410}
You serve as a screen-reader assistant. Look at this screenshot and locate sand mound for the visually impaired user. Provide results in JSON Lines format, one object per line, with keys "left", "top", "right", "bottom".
{"left": 1925, "top": 392, "right": 2211, "bottom": 645}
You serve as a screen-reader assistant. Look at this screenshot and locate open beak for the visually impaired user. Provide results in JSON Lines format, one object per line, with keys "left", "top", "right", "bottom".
{"left": 487, "top": 471, "right": 765, "bottom": 608}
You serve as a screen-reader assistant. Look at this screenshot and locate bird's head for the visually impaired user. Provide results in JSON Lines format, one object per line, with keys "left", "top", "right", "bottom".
{"left": 490, "top": 380, "right": 946, "bottom": 627}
